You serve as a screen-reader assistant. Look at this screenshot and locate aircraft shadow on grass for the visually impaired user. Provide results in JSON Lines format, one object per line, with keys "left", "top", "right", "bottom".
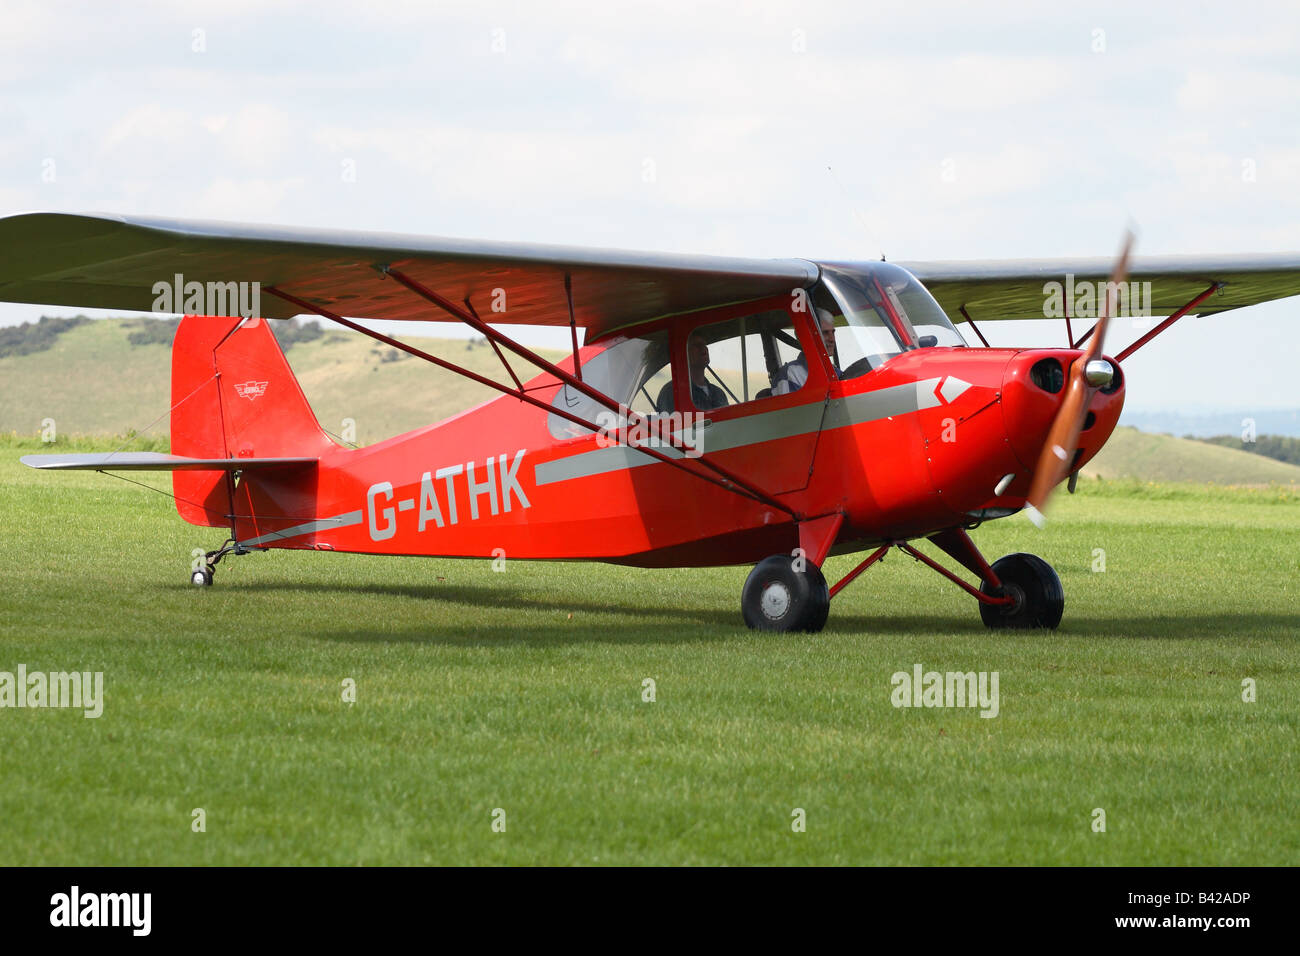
{"left": 223, "top": 581, "right": 1291, "bottom": 646}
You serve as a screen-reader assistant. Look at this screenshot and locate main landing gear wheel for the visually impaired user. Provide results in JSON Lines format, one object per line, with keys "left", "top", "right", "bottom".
{"left": 979, "top": 553, "right": 1064, "bottom": 629}
{"left": 742, "top": 555, "right": 830, "bottom": 632}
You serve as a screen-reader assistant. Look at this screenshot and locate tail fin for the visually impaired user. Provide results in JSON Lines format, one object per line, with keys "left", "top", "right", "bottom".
{"left": 171, "top": 316, "right": 334, "bottom": 527}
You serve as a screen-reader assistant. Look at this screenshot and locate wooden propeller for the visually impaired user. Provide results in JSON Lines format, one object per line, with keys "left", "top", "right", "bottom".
{"left": 1024, "top": 232, "right": 1134, "bottom": 527}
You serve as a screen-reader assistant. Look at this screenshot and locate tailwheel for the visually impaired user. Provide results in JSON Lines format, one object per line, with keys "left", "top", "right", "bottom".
{"left": 189, "top": 539, "right": 249, "bottom": 588}
{"left": 979, "top": 553, "right": 1063, "bottom": 629}
{"left": 742, "top": 555, "right": 830, "bottom": 632}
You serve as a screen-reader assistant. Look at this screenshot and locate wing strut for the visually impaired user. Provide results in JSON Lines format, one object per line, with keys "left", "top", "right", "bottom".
{"left": 1114, "top": 282, "right": 1221, "bottom": 363}
{"left": 463, "top": 296, "right": 524, "bottom": 391}
{"left": 957, "top": 305, "right": 990, "bottom": 348}
{"left": 263, "top": 286, "right": 797, "bottom": 518}
{"left": 564, "top": 273, "right": 582, "bottom": 382}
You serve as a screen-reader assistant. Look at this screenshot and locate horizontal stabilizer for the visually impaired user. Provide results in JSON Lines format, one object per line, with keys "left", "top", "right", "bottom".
{"left": 20, "top": 452, "right": 317, "bottom": 472}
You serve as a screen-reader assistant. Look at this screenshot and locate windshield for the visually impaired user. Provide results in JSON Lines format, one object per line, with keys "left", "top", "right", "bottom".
{"left": 813, "top": 262, "right": 966, "bottom": 380}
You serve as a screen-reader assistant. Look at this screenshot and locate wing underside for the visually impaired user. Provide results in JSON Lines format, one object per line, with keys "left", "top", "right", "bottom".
{"left": 895, "top": 253, "right": 1300, "bottom": 321}
{"left": 0, "top": 212, "right": 818, "bottom": 341}
{"left": 3, "top": 212, "right": 1297, "bottom": 336}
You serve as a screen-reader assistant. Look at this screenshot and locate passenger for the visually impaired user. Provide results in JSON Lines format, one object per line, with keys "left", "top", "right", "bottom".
{"left": 772, "top": 309, "right": 838, "bottom": 396}
{"left": 657, "top": 331, "right": 728, "bottom": 411}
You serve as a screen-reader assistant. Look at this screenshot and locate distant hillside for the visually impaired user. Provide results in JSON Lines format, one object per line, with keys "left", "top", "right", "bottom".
{"left": 1082, "top": 426, "right": 1300, "bottom": 485}
{"left": 0, "top": 317, "right": 563, "bottom": 446}
{"left": 284, "top": 328, "right": 564, "bottom": 444}
{"left": 0, "top": 315, "right": 92, "bottom": 358}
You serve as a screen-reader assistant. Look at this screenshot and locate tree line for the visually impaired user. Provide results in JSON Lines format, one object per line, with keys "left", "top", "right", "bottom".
{"left": 1198, "top": 434, "right": 1300, "bottom": 467}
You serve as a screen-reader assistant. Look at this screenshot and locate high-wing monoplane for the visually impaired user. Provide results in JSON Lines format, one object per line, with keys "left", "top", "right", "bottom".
{"left": 7, "top": 212, "right": 1299, "bottom": 630}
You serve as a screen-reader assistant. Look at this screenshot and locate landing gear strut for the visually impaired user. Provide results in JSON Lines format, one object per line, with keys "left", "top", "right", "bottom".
{"left": 189, "top": 539, "right": 249, "bottom": 587}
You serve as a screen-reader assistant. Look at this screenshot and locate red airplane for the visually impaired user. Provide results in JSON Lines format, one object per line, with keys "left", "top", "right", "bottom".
{"left": 7, "top": 212, "right": 1299, "bottom": 631}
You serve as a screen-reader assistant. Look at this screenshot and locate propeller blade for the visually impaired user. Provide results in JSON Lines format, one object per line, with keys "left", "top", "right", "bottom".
{"left": 1023, "top": 372, "right": 1090, "bottom": 526}
{"left": 1081, "top": 231, "right": 1134, "bottom": 364}
{"left": 1024, "top": 232, "right": 1134, "bottom": 527}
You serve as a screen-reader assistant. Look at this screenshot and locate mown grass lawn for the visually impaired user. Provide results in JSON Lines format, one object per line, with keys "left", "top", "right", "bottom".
{"left": 1, "top": 436, "right": 1296, "bottom": 865}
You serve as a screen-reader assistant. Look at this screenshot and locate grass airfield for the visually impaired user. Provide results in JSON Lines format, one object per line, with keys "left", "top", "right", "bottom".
{"left": 0, "top": 435, "right": 1297, "bottom": 865}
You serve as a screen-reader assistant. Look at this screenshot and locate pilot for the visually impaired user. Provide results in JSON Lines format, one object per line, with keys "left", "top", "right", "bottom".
{"left": 657, "top": 331, "right": 728, "bottom": 411}
{"left": 772, "top": 309, "right": 838, "bottom": 395}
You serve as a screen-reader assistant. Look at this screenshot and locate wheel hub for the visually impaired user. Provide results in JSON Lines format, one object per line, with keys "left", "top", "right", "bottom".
{"left": 760, "top": 581, "right": 792, "bottom": 620}
{"left": 997, "top": 582, "right": 1025, "bottom": 615}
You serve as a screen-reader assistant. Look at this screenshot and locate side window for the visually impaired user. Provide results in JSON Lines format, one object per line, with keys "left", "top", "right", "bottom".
{"left": 681, "top": 310, "right": 806, "bottom": 411}
{"left": 629, "top": 347, "right": 673, "bottom": 415}
{"left": 547, "top": 330, "right": 673, "bottom": 439}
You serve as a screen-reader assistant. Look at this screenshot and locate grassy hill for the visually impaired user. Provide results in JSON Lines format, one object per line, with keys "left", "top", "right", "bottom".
{"left": 3, "top": 318, "right": 1298, "bottom": 487}
{"left": 0, "top": 317, "right": 564, "bottom": 446}
{"left": 0, "top": 318, "right": 174, "bottom": 438}
{"left": 1083, "top": 426, "right": 1300, "bottom": 486}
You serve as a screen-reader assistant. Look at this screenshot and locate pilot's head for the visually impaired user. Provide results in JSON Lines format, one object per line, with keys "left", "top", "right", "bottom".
{"left": 687, "top": 331, "right": 710, "bottom": 386}
{"left": 815, "top": 308, "right": 837, "bottom": 355}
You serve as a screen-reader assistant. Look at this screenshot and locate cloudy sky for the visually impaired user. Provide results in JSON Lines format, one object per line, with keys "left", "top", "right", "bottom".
{"left": 2, "top": 0, "right": 1298, "bottom": 414}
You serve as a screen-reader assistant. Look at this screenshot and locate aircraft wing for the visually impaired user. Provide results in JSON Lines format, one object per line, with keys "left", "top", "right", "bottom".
{"left": 0, "top": 211, "right": 817, "bottom": 340}
{"left": 897, "top": 253, "right": 1300, "bottom": 321}
{"left": 20, "top": 452, "right": 316, "bottom": 471}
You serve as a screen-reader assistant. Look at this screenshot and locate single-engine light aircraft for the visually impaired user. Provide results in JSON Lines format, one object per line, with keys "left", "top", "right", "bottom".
{"left": 7, "top": 213, "right": 1300, "bottom": 631}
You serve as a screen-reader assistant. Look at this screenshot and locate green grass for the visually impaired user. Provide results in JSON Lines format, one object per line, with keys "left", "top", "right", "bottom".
{"left": 0, "top": 434, "right": 1297, "bottom": 865}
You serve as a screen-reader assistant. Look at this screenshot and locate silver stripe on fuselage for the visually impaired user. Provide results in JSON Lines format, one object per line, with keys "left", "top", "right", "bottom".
{"left": 534, "top": 376, "right": 959, "bottom": 487}
{"left": 239, "top": 509, "right": 364, "bottom": 548}
{"left": 232, "top": 378, "right": 966, "bottom": 541}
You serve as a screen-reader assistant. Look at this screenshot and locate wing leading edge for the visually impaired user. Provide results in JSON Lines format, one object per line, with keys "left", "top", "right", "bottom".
{"left": 20, "top": 453, "right": 317, "bottom": 471}
{"left": 4, "top": 211, "right": 1296, "bottom": 335}
{"left": 0, "top": 211, "right": 818, "bottom": 341}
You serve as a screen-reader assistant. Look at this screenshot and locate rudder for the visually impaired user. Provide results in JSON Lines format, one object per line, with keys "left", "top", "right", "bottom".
{"left": 171, "top": 316, "right": 333, "bottom": 527}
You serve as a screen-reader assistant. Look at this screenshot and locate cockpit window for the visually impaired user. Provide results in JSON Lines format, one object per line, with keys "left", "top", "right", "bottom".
{"left": 547, "top": 329, "right": 672, "bottom": 440}
{"left": 814, "top": 262, "right": 967, "bottom": 381}
{"left": 674, "top": 310, "right": 804, "bottom": 410}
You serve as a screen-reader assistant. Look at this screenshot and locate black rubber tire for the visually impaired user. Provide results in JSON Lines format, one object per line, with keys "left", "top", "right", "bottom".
{"left": 979, "top": 552, "right": 1063, "bottom": 629}
{"left": 742, "top": 555, "right": 830, "bottom": 632}
{"left": 191, "top": 568, "right": 213, "bottom": 587}
{"left": 803, "top": 563, "right": 830, "bottom": 632}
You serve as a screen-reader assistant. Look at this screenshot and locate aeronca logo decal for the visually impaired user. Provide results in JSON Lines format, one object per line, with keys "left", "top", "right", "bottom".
{"left": 234, "top": 381, "right": 268, "bottom": 400}
{"left": 365, "top": 449, "right": 531, "bottom": 541}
